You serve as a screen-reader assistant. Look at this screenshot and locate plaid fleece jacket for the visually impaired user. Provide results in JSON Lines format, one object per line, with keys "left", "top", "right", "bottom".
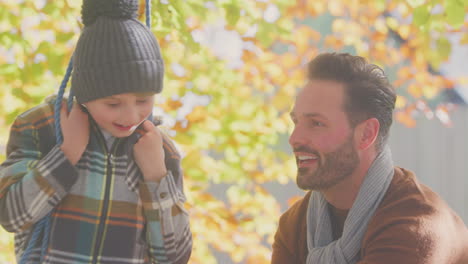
{"left": 0, "top": 99, "right": 192, "bottom": 264}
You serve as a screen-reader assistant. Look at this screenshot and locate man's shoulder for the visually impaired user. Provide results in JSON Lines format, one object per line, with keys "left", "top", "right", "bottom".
{"left": 378, "top": 167, "right": 459, "bottom": 219}
{"left": 363, "top": 167, "right": 468, "bottom": 262}
{"left": 272, "top": 191, "right": 311, "bottom": 264}
{"left": 276, "top": 191, "right": 311, "bottom": 243}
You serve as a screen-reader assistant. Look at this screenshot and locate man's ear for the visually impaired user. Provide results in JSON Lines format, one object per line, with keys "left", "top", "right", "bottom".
{"left": 355, "top": 118, "right": 380, "bottom": 150}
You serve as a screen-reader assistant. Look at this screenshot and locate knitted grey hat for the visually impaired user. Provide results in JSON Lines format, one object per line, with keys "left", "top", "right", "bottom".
{"left": 72, "top": 0, "right": 164, "bottom": 103}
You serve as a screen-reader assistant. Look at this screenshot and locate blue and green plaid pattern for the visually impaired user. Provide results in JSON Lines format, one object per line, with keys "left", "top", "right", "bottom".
{"left": 0, "top": 99, "right": 192, "bottom": 263}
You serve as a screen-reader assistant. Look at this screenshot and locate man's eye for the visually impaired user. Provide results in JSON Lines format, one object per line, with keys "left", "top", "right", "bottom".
{"left": 310, "top": 121, "right": 324, "bottom": 127}
{"left": 107, "top": 103, "right": 119, "bottom": 107}
{"left": 137, "top": 100, "right": 148, "bottom": 104}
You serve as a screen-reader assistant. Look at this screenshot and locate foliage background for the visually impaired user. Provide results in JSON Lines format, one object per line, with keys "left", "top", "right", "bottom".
{"left": 0, "top": 0, "right": 467, "bottom": 263}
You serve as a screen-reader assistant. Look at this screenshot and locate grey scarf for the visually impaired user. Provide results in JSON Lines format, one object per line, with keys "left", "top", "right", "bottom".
{"left": 306, "top": 146, "right": 394, "bottom": 264}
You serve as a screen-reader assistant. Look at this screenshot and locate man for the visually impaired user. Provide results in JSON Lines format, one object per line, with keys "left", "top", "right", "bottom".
{"left": 271, "top": 53, "right": 468, "bottom": 264}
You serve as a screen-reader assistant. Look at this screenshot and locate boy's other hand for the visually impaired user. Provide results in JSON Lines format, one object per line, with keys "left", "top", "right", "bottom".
{"left": 133, "top": 120, "right": 167, "bottom": 182}
{"left": 59, "top": 102, "right": 90, "bottom": 165}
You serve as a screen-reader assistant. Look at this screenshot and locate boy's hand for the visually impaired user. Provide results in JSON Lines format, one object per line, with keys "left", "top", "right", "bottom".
{"left": 59, "top": 102, "right": 90, "bottom": 165}
{"left": 133, "top": 120, "right": 167, "bottom": 182}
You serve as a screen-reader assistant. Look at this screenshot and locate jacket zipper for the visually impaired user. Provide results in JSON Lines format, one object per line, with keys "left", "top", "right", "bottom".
{"left": 91, "top": 135, "right": 119, "bottom": 264}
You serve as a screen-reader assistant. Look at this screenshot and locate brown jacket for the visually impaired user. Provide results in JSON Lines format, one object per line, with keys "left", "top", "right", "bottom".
{"left": 272, "top": 167, "right": 468, "bottom": 264}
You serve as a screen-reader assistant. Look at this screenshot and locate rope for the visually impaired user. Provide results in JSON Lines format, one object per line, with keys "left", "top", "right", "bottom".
{"left": 146, "top": 0, "right": 151, "bottom": 28}
{"left": 19, "top": 58, "right": 73, "bottom": 264}
{"left": 19, "top": 1, "right": 152, "bottom": 262}
{"left": 54, "top": 58, "right": 74, "bottom": 145}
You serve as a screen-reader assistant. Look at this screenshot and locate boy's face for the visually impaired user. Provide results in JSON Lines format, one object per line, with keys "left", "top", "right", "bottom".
{"left": 83, "top": 93, "right": 155, "bottom": 138}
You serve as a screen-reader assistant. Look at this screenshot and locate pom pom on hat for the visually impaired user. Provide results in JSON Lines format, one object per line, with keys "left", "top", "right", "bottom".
{"left": 81, "top": 0, "right": 138, "bottom": 26}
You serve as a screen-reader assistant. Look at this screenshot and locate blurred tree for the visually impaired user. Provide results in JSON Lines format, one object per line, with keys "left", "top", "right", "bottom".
{"left": 0, "top": 0, "right": 467, "bottom": 263}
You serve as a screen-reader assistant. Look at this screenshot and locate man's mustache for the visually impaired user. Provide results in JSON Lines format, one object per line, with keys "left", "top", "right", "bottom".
{"left": 293, "top": 146, "right": 320, "bottom": 157}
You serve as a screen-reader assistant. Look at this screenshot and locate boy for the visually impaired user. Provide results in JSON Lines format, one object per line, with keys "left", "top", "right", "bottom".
{"left": 0, "top": 0, "right": 192, "bottom": 263}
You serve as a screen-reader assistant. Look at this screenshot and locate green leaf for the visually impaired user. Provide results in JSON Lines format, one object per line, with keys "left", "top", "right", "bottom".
{"left": 406, "top": 0, "right": 425, "bottom": 8}
{"left": 0, "top": 64, "right": 19, "bottom": 76}
{"left": 6, "top": 109, "right": 22, "bottom": 125}
{"left": 42, "top": 2, "right": 60, "bottom": 16}
{"left": 31, "top": 63, "right": 45, "bottom": 76}
{"left": 428, "top": 13, "right": 446, "bottom": 31}
{"left": 375, "top": 0, "right": 387, "bottom": 12}
{"left": 413, "top": 4, "right": 430, "bottom": 27}
{"left": 257, "top": 24, "right": 275, "bottom": 47}
{"left": 436, "top": 37, "right": 451, "bottom": 60}
{"left": 168, "top": 5, "right": 182, "bottom": 29}
{"left": 224, "top": 4, "right": 241, "bottom": 26}
{"left": 56, "top": 32, "right": 75, "bottom": 43}
{"left": 445, "top": 0, "right": 465, "bottom": 28}
{"left": 0, "top": 5, "right": 8, "bottom": 21}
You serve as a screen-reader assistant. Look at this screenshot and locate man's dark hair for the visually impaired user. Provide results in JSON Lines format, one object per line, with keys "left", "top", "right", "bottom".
{"left": 307, "top": 52, "right": 396, "bottom": 151}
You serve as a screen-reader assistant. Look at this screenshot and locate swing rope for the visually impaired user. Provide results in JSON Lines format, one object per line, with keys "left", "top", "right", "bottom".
{"left": 19, "top": 1, "right": 152, "bottom": 262}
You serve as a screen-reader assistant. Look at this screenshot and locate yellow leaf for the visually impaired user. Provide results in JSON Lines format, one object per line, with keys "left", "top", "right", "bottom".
{"left": 395, "top": 111, "right": 416, "bottom": 128}
{"left": 293, "top": 26, "right": 314, "bottom": 54}
{"left": 264, "top": 63, "right": 285, "bottom": 84}
{"left": 408, "top": 84, "right": 423, "bottom": 98}
{"left": 443, "top": 78, "right": 455, "bottom": 89}
{"left": 324, "top": 36, "right": 344, "bottom": 50}
{"left": 246, "top": 253, "right": 270, "bottom": 264}
{"left": 162, "top": 98, "right": 183, "bottom": 111}
{"left": 186, "top": 106, "right": 206, "bottom": 123}
{"left": 308, "top": 2, "right": 326, "bottom": 15}
{"left": 460, "top": 34, "right": 468, "bottom": 45}
{"left": 398, "top": 2, "right": 411, "bottom": 17}
{"left": 386, "top": 16, "right": 399, "bottom": 30}
{"left": 280, "top": 53, "right": 300, "bottom": 69}
{"left": 397, "top": 25, "right": 411, "bottom": 39}
{"left": 375, "top": 19, "right": 388, "bottom": 35}
{"left": 332, "top": 19, "right": 347, "bottom": 33}
{"left": 395, "top": 95, "right": 407, "bottom": 109}
{"left": 400, "top": 45, "right": 412, "bottom": 58}
{"left": 397, "top": 66, "right": 413, "bottom": 80}
{"left": 167, "top": 41, "right": 186, "bottom": 62}
{"left": 414, "top": 72, "right": 427, "bottom": 83}
{"left": 204, "top": 116, "right": 222, "bottom": 131}
{"left": 173, "top": 120, "right": 190, "bottom": 133}
{"left": 272, "top": 92, "right": 293, "bottom": 112}
{"left": 458, "top": 77, "right": 468, "bottom": 85}
{"left": 422, "top": 84, "right": 439, "bottom": 99}
{"left": 328, "top": 0, "right": 345, "bottom": 16}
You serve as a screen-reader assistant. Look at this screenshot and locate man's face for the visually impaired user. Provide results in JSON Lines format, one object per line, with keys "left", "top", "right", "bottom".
{"left": 83, "top": 93, "right": 155, "bottom": 138}
{"left": 289, "top": 80, "right": 359, "bottom": 190}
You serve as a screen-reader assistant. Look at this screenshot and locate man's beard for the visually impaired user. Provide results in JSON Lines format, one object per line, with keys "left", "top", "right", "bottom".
{"left": 296, "top": 134, "right": 360, "bottom": 191}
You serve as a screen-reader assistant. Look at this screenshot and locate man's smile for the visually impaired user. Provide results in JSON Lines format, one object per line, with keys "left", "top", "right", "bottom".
{"left": 295, "top": 152, "right": 319, "bottom": 168}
